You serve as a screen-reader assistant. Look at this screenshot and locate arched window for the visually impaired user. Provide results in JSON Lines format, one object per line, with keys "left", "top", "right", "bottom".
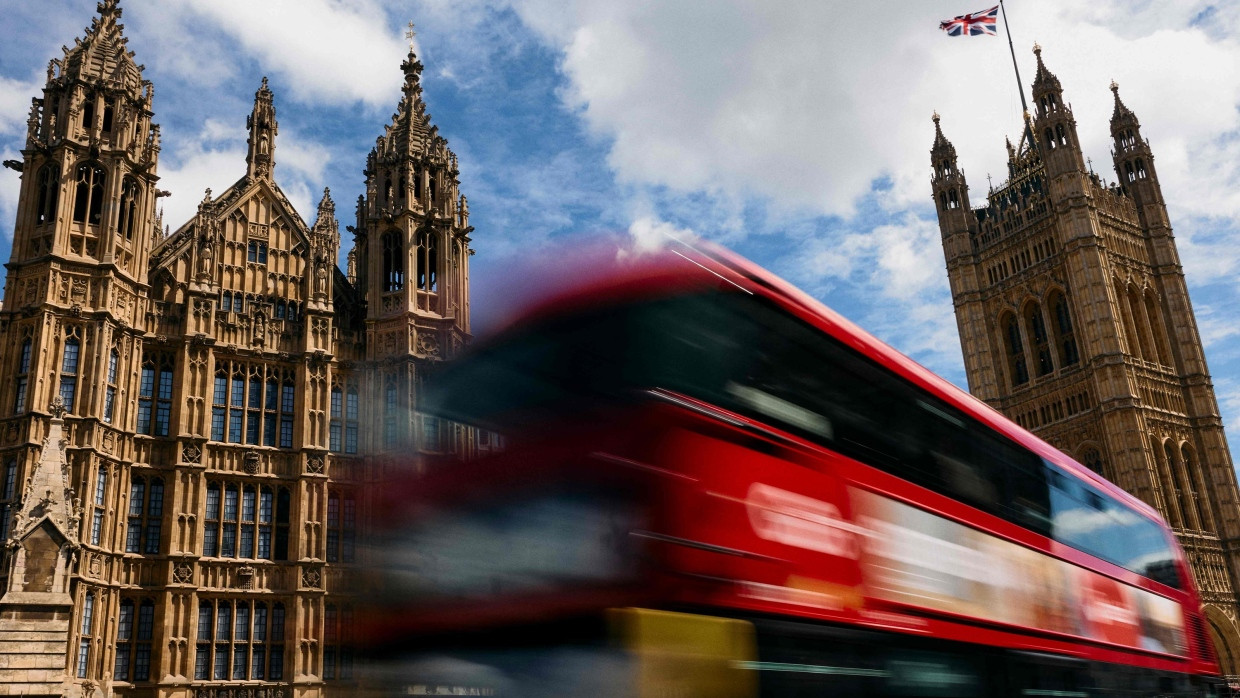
{"left": 104, "top": 349, "right": 118, "bottom": 423}
{"left": 101, "top": 99, "right": 114, "bottom": 133}
{"left": 265, "top": 378, "right": 279, "bottom": 447}
{"left": 275, "top": 488, "right": 290, "bottom": 560}
{"left": 1048, "top": 291, "right": 1079, "bottom": 367}
{"left": 1182, "top": 444, "right": 1215, "bottom": 533}
{"left": 381, "top": 231, "right": 403, "bottom": 292}
{"left": 116, "top": 598, "right": 155, "bottom": 682}
{"left": 938, "top": 192, "right": 948, "bottom": 211}
{"left": 326, "top": 490, "right": 356, "bottom": 563}
{"left": 329, "top": 386, "right": 343, "bottom": 453}
{"left": 72, "top": 162, "right": 106, "bottom": 225}
{"left": 14, "top": 338, "right": 31, "bottom": 414}
{"left": 0, "top": 459, "right": 17, "bottom": 540}
{"left": 247, "top": 376, "right": 263, "bottom": 445}
{"left": 91, "top": 466, "right": 107, "bottom": 546}
{"left": 118, "top": 177, "right": 140, "bottom": 240}
{"left": 1136, "top": 158, "right": 1147, "bottom": 179}
{"left": 345, "top": 388, "right": 359, "bottom": 454}
{"left": 1144, "top": 291, "right": 1170, "bottom": 366}
{"left": 82, "top": 96, "right": 95, "bottom": 134}
{"left": 1082, "top": 448, "right": 1105, "bottom": 477}
{"left": 60, "top": 336, "right": 80, "bottom": 412}
{"left": 1024, "top": 302, "right": 1054, "bottom": 377}
{"left": 323, "top": 602, "right": 355, "bottom": 680}
{"left": 229, "top": 374, "right": 244, "bottom": 444}
{"left": 78, "top": 592, "right": 95, "bottom": 677}
{"left": 1055, "top": 123, "right": 1067, "bottom": 146}
{"left": 126, "top": 476, "right": 164, "bottom": 554}
{"left": 416, "top": 230, "right": 438, "bottom": 291}
{"left": 1127, "top": 285, "right": 1153, "bottom": 361}
{"left": 1165, "top": 440, "right": 1200, "bottom": 531}
{"left": 383, "top": 176, "right": 392, "bottom": 204}
{"left": 195, "top": 599, "right": 283, "bottom": 681}
{"left": 36, "top": 164, "right": 59, "bottom": 225}
{"left": 1125, "top": 161, "right": 1136, "bottom": 183}
{"left": 383, "top": 383, "right": 398, "bottom": 448}
{"left": 1044, "top": 128, "right": 1056, "bottom": 150}
{"left": 1002, "top": 312, "right": 1028, "bottom": 387}
{"left": 1155, "top": 439, "right": 1184, "bottom": 529}
{"left": 138, "top": 356, "right": 174, "bottom": 436}
{"left": 211, "top": 373, "right": 227, "bottom": 442}
{"left": 280, "top": 382, "right": 295, "bottom": 448}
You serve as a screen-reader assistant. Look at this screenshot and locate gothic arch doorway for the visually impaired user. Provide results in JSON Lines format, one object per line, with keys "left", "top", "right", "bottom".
{"left": 1204, "top": 604, "right": 1240, "bottom": 678}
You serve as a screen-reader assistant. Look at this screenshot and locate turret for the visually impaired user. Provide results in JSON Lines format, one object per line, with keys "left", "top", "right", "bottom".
{"left": 358, "top": 43, "right": 472, "bottom": 344}
{"left": 1109, "top": 81, "right": 1164, "bottom": 212}
{"left": 930, "top": 112, "right": 973, "bottom": 258}
{"left": 7, "top": 0, "right": 160, "bottom": 278}
{"left": 1030, "top": 44, "right": 1086, "bottom": 176}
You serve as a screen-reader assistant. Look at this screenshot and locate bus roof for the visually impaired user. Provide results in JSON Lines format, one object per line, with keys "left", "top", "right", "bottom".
{"left": 481, "top": 238, "right": 1166, "bottom": 526}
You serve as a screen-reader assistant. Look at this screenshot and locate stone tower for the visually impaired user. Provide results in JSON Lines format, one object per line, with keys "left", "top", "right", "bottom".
{"left": 933, "top": 45, "right": 1240, "bottom": 678}
{"left": 350, "top": 46, "right": 473, "bottom": 458}
{"left": 0, "top": 1, "right": 161, "bottom": 694}
{"left": 0, "top": 2, "right": 477, "bottom": 696}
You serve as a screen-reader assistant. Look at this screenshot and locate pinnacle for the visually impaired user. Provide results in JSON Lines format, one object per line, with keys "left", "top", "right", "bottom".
{"left": 930, "top": 110, "right": 956, "bottom": 158}
{"left": 1031, "top": 42, "right": 1061, "bottom": 95}
{"left": 1109, "top": 79, "right": 1139, "bottom": 131}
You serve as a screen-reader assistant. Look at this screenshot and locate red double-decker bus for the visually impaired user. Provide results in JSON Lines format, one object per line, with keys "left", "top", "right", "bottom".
{"left": 364, "top": 241, "right": 1223, "bottom": 697}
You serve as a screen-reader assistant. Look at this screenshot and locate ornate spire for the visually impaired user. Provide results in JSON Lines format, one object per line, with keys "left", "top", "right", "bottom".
{"left": 931, "top": 111, "right": 956, "bottom": 160}
{"left": 400, "top": 48, "right": 426, "bottom": 118}
{"left": 1031, "top": 43, "right": 1062, "bottom": 97}
{"left": 371, "top": 39, "right": 436, "bottom": 162}
{"left": 58, "top": 0, "right": 142, "bottom": 86}
{"left": 1109, "top": 80, "right": 1140, "bottom": 132}
{"left": 313, "top": 187, "right": 337, "bottom": 235}
{"left": 246, "top": 77, "right": 278, "bottom": 180}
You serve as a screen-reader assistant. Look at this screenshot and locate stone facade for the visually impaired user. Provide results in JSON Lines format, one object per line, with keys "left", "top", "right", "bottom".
{"left": 0, "top": 2, "right": 477, "bottom": 696}
{"left": 933, "top": 45, "right": 1240, "bottom": 677}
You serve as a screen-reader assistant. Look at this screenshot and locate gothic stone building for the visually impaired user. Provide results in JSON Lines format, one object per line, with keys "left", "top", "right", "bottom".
{"left": 0, "top": 2, "right": 477, "bottom": 696}
{"left": 933, "top": 45, "right": 1240, "bottom": 677}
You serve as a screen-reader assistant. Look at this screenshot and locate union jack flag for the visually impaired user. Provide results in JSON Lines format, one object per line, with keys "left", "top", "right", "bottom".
{"left": 940, "top": 5, "right": 999, "bottom": 37}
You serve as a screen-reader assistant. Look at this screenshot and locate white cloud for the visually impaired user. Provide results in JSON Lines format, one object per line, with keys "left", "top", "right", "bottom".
{"left": 158, "top": 147, "right": 247, "bottom": 231}
{"left": 504, "top": 0, "right": 1240, "bottom": 266}
{"left": 167, "top": 0, "right": 410, "bottom": 108}
{"left": 157, "top": 124, "right": 333, "bottom": 232}
{"left": 626, "top": 216, "right": 692, "bottom": 254}
{"left": 0, "top": 74, "right": 45, "bottom": 138}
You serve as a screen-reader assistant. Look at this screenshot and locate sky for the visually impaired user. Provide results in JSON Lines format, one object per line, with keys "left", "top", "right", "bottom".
{"left": 1, "top": 1, "right": 1240, "bottom": 463}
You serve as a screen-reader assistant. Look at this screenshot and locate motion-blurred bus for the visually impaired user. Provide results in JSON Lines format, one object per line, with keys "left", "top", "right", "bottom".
{"left": 362, "top": 241, "right": 1223, "bottom": 697}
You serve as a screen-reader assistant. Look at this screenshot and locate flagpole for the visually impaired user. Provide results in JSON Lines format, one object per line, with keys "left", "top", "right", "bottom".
{"left": 999, "top": 0, "right": 1038, "bottom": 152}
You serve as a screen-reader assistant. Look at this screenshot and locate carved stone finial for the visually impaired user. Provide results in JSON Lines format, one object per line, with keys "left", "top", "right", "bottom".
{"left": 49, "top": 395, "right": 67, "bottom": 420}
{"left": 405, "top": 20, "right": 417, "bottom": 51}
{"left": 1110, "top": 79, "right": 1119, "bottom": 93}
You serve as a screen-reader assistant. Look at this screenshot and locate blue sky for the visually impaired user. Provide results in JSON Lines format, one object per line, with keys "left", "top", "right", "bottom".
{"left": 2, "top": 0, "right": 1240, "bottom": 464}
